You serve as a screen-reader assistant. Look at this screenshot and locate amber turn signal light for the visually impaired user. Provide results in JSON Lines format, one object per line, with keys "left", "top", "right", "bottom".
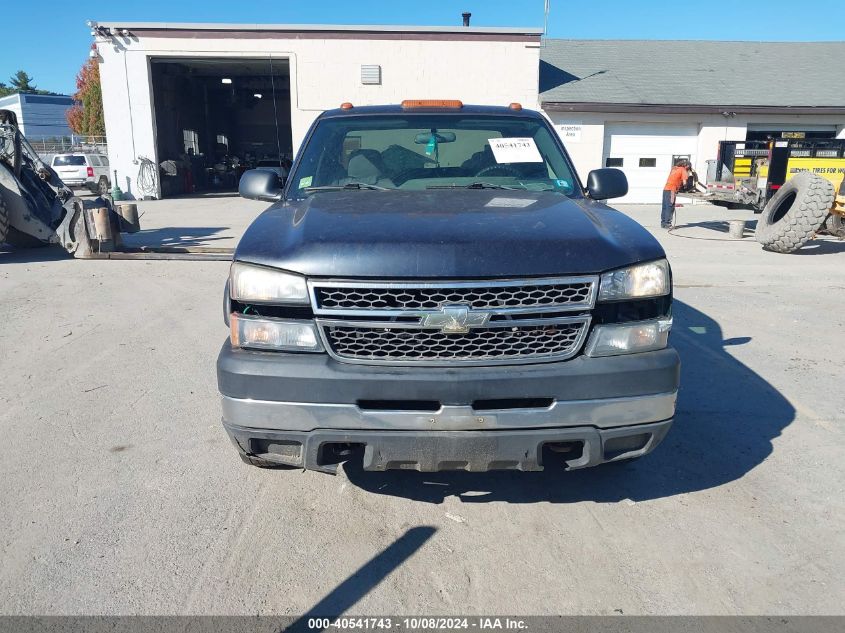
{"left": 401, "top": 99, "right": 463, "bottom": 109}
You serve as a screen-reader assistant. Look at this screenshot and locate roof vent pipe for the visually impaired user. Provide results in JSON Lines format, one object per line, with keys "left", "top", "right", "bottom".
{"left": 462, "top": 12, "right": 471, "bottom": 27}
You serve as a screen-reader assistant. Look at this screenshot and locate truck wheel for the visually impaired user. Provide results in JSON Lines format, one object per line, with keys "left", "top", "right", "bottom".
{"left": 238, "top": 452, "right": 299, "bottom": 470}
{"left": 0, "top": 192, "right": 8, "bottom": 243}
{"left": 98, "top": 176, "right": 110, "bottom": 195}
{"left": 824, "top": 213, "right": 845, "bottom": 238}
{"left": 755, "top": 172, "right": 834, "bottom": 253}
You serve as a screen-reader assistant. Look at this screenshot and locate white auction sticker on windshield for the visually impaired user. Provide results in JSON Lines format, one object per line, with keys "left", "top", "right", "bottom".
{"left": 488, "top": 137, "right": 543, "bottom": 163}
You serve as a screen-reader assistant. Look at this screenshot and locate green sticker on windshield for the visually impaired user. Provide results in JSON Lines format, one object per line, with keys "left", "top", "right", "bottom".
{"left": 298, "top": 176, "right": 313, "bottom": 188}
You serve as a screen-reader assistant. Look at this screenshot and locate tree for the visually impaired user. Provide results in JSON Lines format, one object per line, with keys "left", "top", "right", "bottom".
{"left": 9, "top": 70, "right": 36, "bottom": 92}
{"left": 66, "top": 58, "right": 105, "bottom": 137}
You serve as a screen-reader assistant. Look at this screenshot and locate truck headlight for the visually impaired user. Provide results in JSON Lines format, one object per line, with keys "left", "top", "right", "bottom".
{"left": 598, "top": 259, "right": 670, "bottom": 301}
{"left": 230, "top": 314, "right": 323, "bottom": 352}
{"left": 585, "top": 317, "right": 672, "bottom": 357}
{"left": 229, "top": 262, "right": 309, "bottom": 304}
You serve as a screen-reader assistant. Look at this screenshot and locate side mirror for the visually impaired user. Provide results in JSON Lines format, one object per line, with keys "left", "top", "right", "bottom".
{"left": 239, "top": 169, "right": 283, "bottom": 202}
{"left": 586, "top": 168, "right": 628, "bottom": 200}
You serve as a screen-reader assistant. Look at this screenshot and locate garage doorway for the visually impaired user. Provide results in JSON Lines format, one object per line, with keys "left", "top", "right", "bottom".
{"left": 150, "top": 57, "right": 292, "bottom": 198}
{"left": 603, "top": 123, "right": 698, "bottom": 204}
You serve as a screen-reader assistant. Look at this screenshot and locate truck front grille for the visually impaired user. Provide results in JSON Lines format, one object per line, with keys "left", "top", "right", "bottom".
{"left": 323, "top": 320, "right": 588, "bottom": 364}
{"left": 315, "top": 281, "right": 593, "bottom": 312}
{"left": 308, "top": 276, "right": 598, "bottom": 366}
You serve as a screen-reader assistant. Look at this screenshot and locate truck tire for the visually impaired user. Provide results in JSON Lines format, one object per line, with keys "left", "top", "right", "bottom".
{"left": 824, "top": 213, "right": 845, "bottom": 238}
{"left": 98, "top": 176, "right": 110, "bottom": 195}
{"left": 755, "top": 172, "right": 834, "bottom": 253}
{"left": 0, "top": 192, "right": 8, "bottom": 243}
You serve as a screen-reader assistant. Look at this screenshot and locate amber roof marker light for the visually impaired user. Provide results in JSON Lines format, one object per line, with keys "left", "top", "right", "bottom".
{"left": 401, "top": 100, "right": 464, "bottom": 109}
{"left": 509, "top": 102, "right": 523, "bottom": 110}
{"left": 340, "top": 102, "right": 354, "bottom": 110}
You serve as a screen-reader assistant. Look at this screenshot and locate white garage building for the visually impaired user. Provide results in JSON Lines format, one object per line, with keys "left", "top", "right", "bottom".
{"left": 94, "top": 21, "right": 542, "bottom": 199}
{"left": 540, "top": 40, "right": 845, "bottom": 203}
{"left": 94, "top": 21, "right": 845, "bottom": 202}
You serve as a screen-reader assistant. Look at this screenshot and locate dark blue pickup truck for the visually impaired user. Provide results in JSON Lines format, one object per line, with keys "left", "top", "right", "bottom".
{"left": 217, "top": 102, "right": 679, "bottom": 474}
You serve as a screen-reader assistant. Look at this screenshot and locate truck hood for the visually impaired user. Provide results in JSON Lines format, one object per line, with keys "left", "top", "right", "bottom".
{"left": 234, "top": 190, "right": 665, "bottom": 278}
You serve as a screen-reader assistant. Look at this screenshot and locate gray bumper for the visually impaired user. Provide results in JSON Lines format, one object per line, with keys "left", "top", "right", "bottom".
{"left": 223, "top": 419, "right": 673, "bottom": 473}
{"left": 217, "top": 343, "right": 679, "bottom": 473}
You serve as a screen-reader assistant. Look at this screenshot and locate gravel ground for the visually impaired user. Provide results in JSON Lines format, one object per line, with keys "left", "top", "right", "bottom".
{"left": 0, "top": 198, "right": 842, "bottom": 616}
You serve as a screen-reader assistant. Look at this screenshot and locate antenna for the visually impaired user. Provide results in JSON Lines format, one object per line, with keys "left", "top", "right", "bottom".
{"left": 269, "top": 56, "right": 283, "bottom": 174}
{"left": 543, "top": 0, "right": 551, "bottom": 46}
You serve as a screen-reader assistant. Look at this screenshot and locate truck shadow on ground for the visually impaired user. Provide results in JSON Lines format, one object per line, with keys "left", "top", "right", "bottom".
{"left": 343, "top": 300, "right": 795, "bottom": 504}
{"left": 119, "top": 226, "right": 231, "bottom": 249}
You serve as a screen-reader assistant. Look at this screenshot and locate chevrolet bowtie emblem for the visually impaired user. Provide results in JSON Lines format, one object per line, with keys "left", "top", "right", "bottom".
{"left": 422, "top": 305, "right": 490, "bottom": 334}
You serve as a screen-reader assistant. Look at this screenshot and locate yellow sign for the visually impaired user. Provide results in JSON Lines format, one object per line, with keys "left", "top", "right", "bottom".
{"left": 785, "top": 157, "right": 845, "bottom": 188}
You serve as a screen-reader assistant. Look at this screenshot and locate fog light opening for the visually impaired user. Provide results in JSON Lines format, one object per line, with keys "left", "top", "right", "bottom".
{"left": 603, "top": 433, "right": 650, "bottom": 460}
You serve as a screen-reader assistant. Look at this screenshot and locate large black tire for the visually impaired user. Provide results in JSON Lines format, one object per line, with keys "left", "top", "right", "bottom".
{"left": 0, "top": 192, "right": 8, "bottom": 244}
{"left": 824, "top": 213, "right": 845, "bottom": 238}
{"left": 97, "top": 176, "right": 110, "bottom": 195}
{"left": 755, "top": 172, "right": 834, "bottom": 253}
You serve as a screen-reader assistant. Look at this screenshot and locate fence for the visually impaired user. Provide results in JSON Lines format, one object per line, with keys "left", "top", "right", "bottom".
{"left": 28, "top": 135, "right": 108, "bottom": 157}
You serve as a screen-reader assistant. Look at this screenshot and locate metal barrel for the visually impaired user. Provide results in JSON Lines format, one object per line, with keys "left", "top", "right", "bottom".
{"left": 114, "top": 202, "right": 141, "bottom": 233}
{"left": 91, "top": 206, "right": 113, "bottom": 243}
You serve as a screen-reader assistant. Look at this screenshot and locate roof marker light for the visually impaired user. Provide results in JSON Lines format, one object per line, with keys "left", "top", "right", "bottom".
{"left": 401, "top": 100, "right": 463, "bottom": 109}
{"left": 340, "top": 102, "right": 354, "bottom": 110}
{"left": 509, "top": 102, "right": 523, "bottom": 110}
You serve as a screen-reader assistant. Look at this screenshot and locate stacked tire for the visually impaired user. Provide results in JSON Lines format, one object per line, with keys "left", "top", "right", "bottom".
{"left": 755, "top": 172, "right": 834, "bottom": 253}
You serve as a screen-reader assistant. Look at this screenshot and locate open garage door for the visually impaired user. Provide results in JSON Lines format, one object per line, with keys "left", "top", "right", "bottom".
{"left": 150, "top": 57, "right": 292, "bottom": 198}
{"left": 603, "top": 123, "right": 698, "bottom": 203}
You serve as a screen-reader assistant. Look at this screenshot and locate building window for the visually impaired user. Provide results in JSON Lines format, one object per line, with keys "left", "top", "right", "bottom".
{"left": 183, "top": 129, "right": 199, "bottom": 154}
{"left": 605, "top": 157, "right": 623, "bottom": 167}
{"left": 216, "top": 134, "right": 229, "bottom": 149}
{"left": 639, "top": 158, "right": 657, "bottom": 167}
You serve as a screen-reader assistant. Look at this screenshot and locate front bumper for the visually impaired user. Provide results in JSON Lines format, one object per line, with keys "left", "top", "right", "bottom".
{"left": 223, "top": 419, "right": 673, "bottom": 473}
{"left": 217, "top": 343, "right": 680, "bottom": 473}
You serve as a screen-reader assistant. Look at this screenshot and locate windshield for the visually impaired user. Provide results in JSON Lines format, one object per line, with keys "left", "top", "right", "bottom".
{"left": 287, "top": 113, "right": 579, "bottom": 198}
{"left": 53, "top": 155, "right": 86, "bottom": 166}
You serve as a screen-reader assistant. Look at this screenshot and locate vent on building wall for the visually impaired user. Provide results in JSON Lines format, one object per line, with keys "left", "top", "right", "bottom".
{"left": 361, "top": 65, "right": 382, "bottom": 85}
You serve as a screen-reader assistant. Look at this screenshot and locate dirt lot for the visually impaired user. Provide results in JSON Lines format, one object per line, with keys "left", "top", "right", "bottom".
{"left": 0, "top": 197, "right": 843, "bottom": 615}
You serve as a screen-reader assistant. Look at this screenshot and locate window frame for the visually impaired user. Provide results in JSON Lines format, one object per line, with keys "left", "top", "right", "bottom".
{"left": 284, "top": 111, "right": 585, "bottom": 200}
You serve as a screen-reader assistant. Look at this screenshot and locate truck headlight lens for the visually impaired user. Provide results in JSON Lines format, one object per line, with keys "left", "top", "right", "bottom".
{"left": 598, "top": 259, "right": 670, "bottom": 301}
{"left": 585, "top": 317, "right": 672, "bottom": 357}
{"left": 230, "top": 314, "right": 323, "bottom": 352}
{"left": 229, "top": 262, "right": 309, "bottom": 304}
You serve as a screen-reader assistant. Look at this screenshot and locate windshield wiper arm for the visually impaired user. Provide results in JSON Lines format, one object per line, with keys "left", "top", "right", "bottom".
{"left": 304, "top": 183, "right": 390, "bottom": 193}
{"left": 426, "top": 182, "right": 519, "bottom": 190}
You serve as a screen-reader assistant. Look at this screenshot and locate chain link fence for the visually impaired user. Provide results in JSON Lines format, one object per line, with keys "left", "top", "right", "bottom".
{"left": 28, "top": 135, "right": 108, "bottom": 157}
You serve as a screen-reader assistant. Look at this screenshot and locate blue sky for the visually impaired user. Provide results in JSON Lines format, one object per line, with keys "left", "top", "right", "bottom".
{"left": 3, "top": 0, "right": 843, "bottom": 95}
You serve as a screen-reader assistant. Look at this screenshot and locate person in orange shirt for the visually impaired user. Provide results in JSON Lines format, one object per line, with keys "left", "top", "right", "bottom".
{"left": 662, "top": 158, "right": 690, "bottom": 229}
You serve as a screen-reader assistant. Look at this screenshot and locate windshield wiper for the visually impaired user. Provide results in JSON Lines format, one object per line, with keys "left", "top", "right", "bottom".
{"left": 303, "top": 183, "right": 390, "bottom": 193}
{"left": 426, "top": 182, "right": 520, "bottom": 190}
